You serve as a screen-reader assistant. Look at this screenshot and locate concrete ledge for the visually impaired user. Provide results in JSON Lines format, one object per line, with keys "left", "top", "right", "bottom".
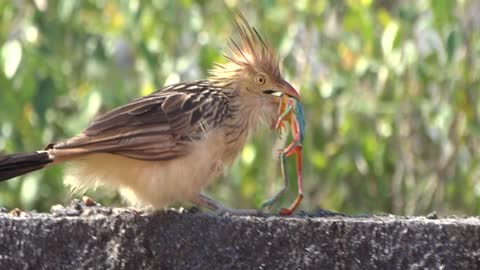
{"left": 0, "top": 201, "right": 478, "bottom": 269}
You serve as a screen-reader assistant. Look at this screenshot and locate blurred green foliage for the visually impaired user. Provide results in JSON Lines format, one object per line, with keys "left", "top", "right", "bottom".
{"left": 1, "top": 0, "right": 480, "bottom": 215}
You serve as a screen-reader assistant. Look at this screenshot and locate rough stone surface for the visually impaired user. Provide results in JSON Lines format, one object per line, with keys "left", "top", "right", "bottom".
{"left": 0, "top": 201, "right": 479, "bottom": 269}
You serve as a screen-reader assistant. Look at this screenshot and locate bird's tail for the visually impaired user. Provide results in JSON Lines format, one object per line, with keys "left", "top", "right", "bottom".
{"left": 0, "top": 151, "right": 53, "bottom": 181}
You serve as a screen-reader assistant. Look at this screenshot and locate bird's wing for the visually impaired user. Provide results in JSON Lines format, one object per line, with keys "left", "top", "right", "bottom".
{"left": 54, "top": 81, "right": 231, "bottom": 161}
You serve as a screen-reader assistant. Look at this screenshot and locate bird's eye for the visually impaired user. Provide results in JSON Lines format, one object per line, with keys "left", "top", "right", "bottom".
{"left": 255, "top": 73, "right": 267, "bottom": 85}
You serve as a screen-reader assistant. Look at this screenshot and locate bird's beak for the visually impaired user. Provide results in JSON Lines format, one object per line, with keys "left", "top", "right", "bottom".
{"left": 281, "top": 80, "right": 301, "bottom": 100}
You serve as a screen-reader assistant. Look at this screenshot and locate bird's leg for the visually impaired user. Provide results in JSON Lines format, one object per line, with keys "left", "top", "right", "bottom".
{"left": 192, "top": 193, "right": 261, "bottom": 216}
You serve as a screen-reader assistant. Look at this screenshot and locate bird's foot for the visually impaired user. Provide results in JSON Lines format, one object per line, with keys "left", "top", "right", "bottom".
{"left": 192, "top": 193, "right": 264, "bottom": 216}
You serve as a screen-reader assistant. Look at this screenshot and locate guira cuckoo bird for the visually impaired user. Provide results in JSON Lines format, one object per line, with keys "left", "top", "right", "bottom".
{"left": 0, "top": 13, "right": 301, "bottom": 214}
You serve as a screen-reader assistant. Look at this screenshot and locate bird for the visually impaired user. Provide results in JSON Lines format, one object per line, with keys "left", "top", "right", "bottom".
{"left": 0, "top": 12, "right": 300, "bottom": 214}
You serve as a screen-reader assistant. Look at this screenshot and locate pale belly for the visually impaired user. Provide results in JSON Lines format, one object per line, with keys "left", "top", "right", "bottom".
{"left": 64, "top": 129, "right": 233, "bottom": 208}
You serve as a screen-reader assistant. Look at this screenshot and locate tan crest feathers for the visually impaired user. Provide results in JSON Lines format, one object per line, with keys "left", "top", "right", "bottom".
{"left": 209, "top": 11, "right": 281, "bottom": 85}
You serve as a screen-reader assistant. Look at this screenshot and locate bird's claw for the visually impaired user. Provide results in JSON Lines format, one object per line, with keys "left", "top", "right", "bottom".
{"left": 217, "top": 207, "right": 264, "bottom": 216}
{"left": 193, "top": 194, "right": 264, "bottom": 216}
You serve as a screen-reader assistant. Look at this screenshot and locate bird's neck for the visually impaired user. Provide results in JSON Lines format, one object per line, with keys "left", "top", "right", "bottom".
{"left": 205, "top": 79, "right": 268, "bottom": 164}
{"left": 221, "top": 93, "right": 264, "bottom": 165}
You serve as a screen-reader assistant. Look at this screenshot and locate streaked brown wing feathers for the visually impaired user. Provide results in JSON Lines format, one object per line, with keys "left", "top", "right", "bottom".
{"left": 54, "top": 81, "right": 231, "bottom": 161}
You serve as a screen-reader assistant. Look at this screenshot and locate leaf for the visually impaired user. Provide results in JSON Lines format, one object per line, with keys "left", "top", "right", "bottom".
{"left": 381, "top": 21, "right": 399, "bottom": 56}
{"left": 1, "top": 40, "right": 22, "bottom": 79}
{"left": 446, "top": 30, "right": 459, "bottom": 62}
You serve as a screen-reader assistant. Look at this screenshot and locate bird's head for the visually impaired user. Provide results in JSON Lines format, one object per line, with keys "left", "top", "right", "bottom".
{"left": 209, "top": 12, "right": 300, "bottom": 122}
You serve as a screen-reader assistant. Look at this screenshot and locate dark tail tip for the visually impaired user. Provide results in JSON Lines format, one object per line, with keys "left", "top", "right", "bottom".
{"left": 0, "top": 152, "right": 53, "bottom": 181}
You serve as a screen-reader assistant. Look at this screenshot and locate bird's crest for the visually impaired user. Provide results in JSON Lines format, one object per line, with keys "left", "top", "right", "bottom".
{"left": 209, "top": 11, "right": 281, "bottom": 86}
